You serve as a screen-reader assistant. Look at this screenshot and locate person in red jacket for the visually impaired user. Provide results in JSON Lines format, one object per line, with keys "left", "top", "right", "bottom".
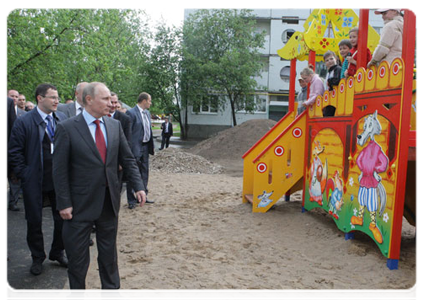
{"left": 344, "top": 27, "right": 372, "bottom": 78}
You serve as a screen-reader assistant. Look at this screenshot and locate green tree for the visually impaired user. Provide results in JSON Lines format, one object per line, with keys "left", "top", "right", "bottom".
{"left": 182, "top": 9, "right": 266, "bottom": 126}
{"left": 7, "top": 9, "right": 150, "bottom": 104}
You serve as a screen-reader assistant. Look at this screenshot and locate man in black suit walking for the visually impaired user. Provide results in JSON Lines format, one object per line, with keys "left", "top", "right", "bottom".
{"left": 159, "top": 116, "right": 173, "bottom": 150}
{"left": 8, "top": 83, "right": 68, "bottom": 275}
{"left": 53, "top": 82, "right": 146, "bottom": 289}
{"left": 126, "top": 92, "right": 155, "bottom": 208}
{"left": 109, "top": 92, "right": 132, "bottom": 192}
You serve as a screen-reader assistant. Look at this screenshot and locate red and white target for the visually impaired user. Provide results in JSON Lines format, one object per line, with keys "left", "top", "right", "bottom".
{"left": 324, "top": 93, "right": 329, "bottom": 103}
{"left": 392, "top": 62, "right": 400, "bottom": 75}
{"left": 348, "top": 78, "right": 354, "bottom": 88}
{"left": 357, "top": 72, "right": 363, "bottom": 83}
{"left": 379, "top": 66, "right": 386, "bottom": 78}
{"left": 316, "top": 98, "right": 321, "bottom": 107}
{"left": 257, "top": 162, "right": 267, "bottom": 173}
{"left": 339, "top": 83, "right": 345, "bottom": 93}
{"left": 367, "top": 69, "right": 374, "bottom": 80}
{"left": 292, "top": 127, "right": 303, "bottom": 138}
{"left": 274, "top": 146, "right": 284, "bottom": 156}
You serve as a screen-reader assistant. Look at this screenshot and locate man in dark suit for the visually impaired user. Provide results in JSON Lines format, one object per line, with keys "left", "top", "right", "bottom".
{"left": 57, "top": 82, "right": 87, "bottom": 117}
{"left": 53, "top": 82, "right": 146, "bottom": 289}
{"left": 159, "top": 116, "right": 173, "bottom": 150}
{"left": 109, "top": 92, "right": 132, "bottom": 191}
{"left": 4, "top": 97, "right": 16, "bottom": 261}
{"left": 7, "top": 90, "right": 23, "bottom": 212}
{"left": 8, "top": 83, "right": 68, "bottom": 275}
{"left": 126, "top": 92, "right": 155, "bottom": 208}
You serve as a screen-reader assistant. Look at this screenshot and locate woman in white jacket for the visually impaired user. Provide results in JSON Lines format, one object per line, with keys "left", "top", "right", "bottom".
{"left": 368, "top": 9, "right": 403, "bottom": 67}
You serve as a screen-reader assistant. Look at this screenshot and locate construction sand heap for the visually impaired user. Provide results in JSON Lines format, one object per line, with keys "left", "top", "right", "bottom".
{"left": 150, "top": 147, "right": 223, "bottom": 174}
{"left": 188, "top": 119, "right": 277, "bottom": 161}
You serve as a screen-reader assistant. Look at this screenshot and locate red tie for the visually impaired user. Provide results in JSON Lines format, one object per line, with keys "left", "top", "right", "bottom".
{"left": 94, "top": 120, "right": 106, "bottom": 163}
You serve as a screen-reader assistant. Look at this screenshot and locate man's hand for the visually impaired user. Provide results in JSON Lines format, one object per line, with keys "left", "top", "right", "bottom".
{"left": 60, "top": 207, "right": 73, "bottom": 220}
{"left": 135, "top": 190, "right": 147, "bottom": 207}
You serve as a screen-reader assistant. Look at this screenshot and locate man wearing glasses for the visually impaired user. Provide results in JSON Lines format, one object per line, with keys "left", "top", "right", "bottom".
{"left": 8, "top": 83, "right": 68, "bottom": 276}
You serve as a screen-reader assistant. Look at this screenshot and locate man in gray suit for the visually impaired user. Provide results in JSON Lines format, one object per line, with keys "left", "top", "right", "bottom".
{"left": 53, "top": 82, "right": 146, "bottom": 289}
{"left": 57, "top": 82, "right": 87, "bottom": 117}
{"left": 126, "top": 92, "right": 155, "bottom": 208}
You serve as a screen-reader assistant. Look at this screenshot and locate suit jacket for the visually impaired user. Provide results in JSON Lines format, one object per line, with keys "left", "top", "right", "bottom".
{"left": 57, "top": 101, "right": 77, "bottom": 118}
{"left": 8, "top": 108, "right": 67, "bottom": 223}
{"left": 4, "top": 97, "right": 16, "bottom": 178}
{"left": 16, "top": 107, "right": 26, "bottom": 118}
{"left": 126, "top": 106, "right": 154, "bottom": 157}
{"left": 112, "top": 110, "right": 132, "bottom": 147}
{"left": 53, "top": 113, "right": 144, "bottom": 222}
{"left": 161, "top": 122, "right": 173, "bottom": 137}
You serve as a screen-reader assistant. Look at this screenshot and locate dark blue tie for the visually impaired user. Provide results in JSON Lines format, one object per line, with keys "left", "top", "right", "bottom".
{"left": 46, "top": 115, "right": 55, "bottom": 142}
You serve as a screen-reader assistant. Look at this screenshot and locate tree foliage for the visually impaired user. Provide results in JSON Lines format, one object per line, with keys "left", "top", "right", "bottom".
{"left": 182, "top": 9, "right": 266, "bottom": 126}
{"left": 7, "top": 9, "right": 150, "bottom": 105}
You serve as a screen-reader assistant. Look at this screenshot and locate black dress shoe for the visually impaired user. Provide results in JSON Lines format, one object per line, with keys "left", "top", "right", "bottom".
{"left": 145, "top": 199, "right": 155, "bottom": 204}
{"left": 30, "top": 261, "right": 43, "bottom": 275}
{"left": 8, "top": 204, "right": 20, "bottom": 211}
{"left": 49, "top": 255, "right": 68, "bottom": 268}
{"left": 128, "top": 203, "right": 136, "bottom": 209}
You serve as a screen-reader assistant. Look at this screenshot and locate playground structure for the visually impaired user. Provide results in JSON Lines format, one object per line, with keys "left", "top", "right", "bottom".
{"left": 242, "top": 9, "right": 416, "bottom": 269}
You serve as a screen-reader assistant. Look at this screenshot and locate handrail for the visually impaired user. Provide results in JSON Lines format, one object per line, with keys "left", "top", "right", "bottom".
{"left": 252, "top": 110, "right": 306, "bottom": 164}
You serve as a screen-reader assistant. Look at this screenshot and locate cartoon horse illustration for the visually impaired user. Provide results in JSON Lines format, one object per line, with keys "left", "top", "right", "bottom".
{"left": 351, "top": 110, "right": 388, "bottom": 244}
{"left": 327, "top": 170, "right": 344, "bottom": 220}
{"left": 309, "top": 140, "right": 327, "bottom": 206}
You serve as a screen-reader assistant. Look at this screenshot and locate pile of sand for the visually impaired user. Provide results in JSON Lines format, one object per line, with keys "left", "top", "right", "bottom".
{"left": 188, "top": 119, "right": 277, "bottom": 161}
{"left": 150, "top": 147, "right": 223, "bottom": 174}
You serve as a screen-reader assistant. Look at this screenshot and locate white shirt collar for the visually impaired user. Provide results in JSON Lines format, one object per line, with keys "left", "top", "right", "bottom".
{"left": 37, "top": 106, "right": 53, "bottom": 121}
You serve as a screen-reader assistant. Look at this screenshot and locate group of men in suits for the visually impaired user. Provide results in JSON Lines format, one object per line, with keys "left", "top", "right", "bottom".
{"left": 8, "top": 82, "right": 157, "bottom": 289}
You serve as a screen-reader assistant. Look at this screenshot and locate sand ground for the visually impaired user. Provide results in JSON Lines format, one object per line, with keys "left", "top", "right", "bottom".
{"left": 85, "top": 159, "right": 416, "bottom": 290}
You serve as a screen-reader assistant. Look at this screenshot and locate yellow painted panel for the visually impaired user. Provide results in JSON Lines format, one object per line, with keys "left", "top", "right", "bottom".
{"left": 365, "top": 66, "right": 377, "bottom": 91}
{"left": 354, "top": 67, "right": 366, "bottom": 93}
{"left": 336, "top": 79, "right": 346, "bottom": 116}
{"left": 345, "top": 77, "right": 355, "bottom": 115}
{"left": 389, "top": 58, "right": 403, "bottom": 88}
{"left": 314, "top": 95, "right": 323, "bottom": 118}
{"left": 376, "top": 61, "right": 389, "bottom": 90}
{"left": 330, "top": 87, "right": 338, "bottom": 108}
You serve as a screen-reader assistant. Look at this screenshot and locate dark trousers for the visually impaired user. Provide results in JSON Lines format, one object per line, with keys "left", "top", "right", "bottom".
{"left": 127, "top": 144, "right": 149, "bottom": 205}
{"left": 160, "top": 134, "right": 171, "bottom": 149}
{"left": 26, "top": 190, "right": 64, "bottom": 262}
{"left": 63, "top": 189, "right": 119, "bottom": 289}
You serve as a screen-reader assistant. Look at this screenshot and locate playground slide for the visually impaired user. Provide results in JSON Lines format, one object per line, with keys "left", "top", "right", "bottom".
{"left": 242, "top": 110, "right": 307, "bottom": 212}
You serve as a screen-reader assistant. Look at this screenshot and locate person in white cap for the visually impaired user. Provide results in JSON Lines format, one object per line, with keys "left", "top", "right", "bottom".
{"left": 368, "top": 9, "right": 403, "bottom": 67}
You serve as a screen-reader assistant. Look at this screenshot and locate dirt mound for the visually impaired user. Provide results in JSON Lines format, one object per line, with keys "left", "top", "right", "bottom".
{"left": 188, "top": 119, "right": 277, "bottom": 161}
{"left": 150, "top": 147, "right": 223, "bottom": 174}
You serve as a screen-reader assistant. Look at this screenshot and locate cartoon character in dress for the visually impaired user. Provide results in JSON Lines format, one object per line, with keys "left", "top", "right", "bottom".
{"left": 309, "top": 140, "right": 327, "bottom": 206}
{"left": 351, "top": 111, "right": 388, "bottom": 244}
{"left": 327, "top": 170, "right": 344, "bottom": 220}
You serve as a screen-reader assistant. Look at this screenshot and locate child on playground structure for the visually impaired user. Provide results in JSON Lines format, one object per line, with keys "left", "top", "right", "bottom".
{"left": 323, "top": 50, "right": 341, "bottom": 116}
{"left": 368, "top": 9, "right": 404, "bottom": 67}
{"left": 300, "top": 67, "right": 325, "bottom": 110}
{"left": 339, "top": 39, "right": 353, "bottom": 79}
{"left": 345, "top": 27, "right": 372, "bottom": 78}
{"left": 296, "top": 76, "right": 308, "bottom": 116}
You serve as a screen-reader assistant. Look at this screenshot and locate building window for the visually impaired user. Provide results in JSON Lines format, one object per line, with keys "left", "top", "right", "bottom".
{"left": 193, "top": 95, "right": 219, "bottom": 114}
{"left": 235, "top": 95, "right": 267, "bottom": 113}
{"left": 281, "top": 29, "right": 295, "bottom": 43}
{"left": 280, "top": 66, "right": 291, "bottom": 83}
{"left": 282, "top": 16, "right": 299, "bottom": 24}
